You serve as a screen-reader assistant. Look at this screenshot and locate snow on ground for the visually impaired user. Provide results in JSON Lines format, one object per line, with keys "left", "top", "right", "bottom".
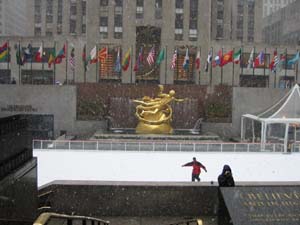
{"left": 33, "top": 149, "right": 300, "bottom": 187}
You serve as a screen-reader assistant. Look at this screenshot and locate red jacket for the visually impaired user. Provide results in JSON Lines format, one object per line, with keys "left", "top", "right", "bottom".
{"left": 182, "top": 161, "right": 207, "bottom": 175}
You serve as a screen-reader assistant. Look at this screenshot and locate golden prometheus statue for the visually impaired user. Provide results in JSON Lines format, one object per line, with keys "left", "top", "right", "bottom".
{"left": 133, "top": 85, "right": 185, "bottom": 134}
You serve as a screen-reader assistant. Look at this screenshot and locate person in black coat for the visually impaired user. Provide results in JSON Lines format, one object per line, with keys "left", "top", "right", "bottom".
{"left": 218, "top": 165, "right": 234, "bottom": 225}
{"left": 218, "top": 165, "right": 235, "bottom": 187}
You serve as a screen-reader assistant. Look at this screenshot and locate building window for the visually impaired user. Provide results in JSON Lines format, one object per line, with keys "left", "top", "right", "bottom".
{"left": 155, "top": 0, "right": 162, "bottom": 19}
{"left": 99, "top": 16, "right": 108, "bottom": 38}
{"left": 174, "top": 47, "right": 196, "bottom": 84}
{"left": 46, "top": 31, "right": 53, "bottom": 37}
{"left": 70, "top": 4, "right": 77, "bottom": 15}
{"left": 82, "top": 24, "right": 86, "bottom": 34}
{"left": 82, "top": 0, "right": 86, "bottom": 16}
{"left": 70, "top": 20, "right": 76, "bottom": 34}
{"left": 115, "top": 0, "right": 123, "bottom": 7}
{"left": 114, "top": 15, "right": 123, "bottom": 39}
{"left": 35, "top": 27, "right": 42, "bottom": 36}
{"left": 176, "top": 0, "right": 184, "bottom": 9}
{"left": 46, "top": 0, "right": 53, "bottom": 23}
{"left": 100, "top": 0, "right": 108, "bottom": 6}
{"left": 136, "top": 0, "right": 143, "bottom": 19}
{"left": 189, "top": 0, "right": 198, "bottom": 41}
{"left": 175, "top": 13, "right": 183, "bottom": 40}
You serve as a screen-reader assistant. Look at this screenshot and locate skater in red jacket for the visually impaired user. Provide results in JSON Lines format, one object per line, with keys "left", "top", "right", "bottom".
{"left": 182, "top": 157, "right": 207, "bottom": 182}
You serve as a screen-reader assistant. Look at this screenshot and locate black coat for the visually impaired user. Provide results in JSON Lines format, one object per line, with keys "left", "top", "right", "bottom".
{"left": 218, "top": 165, "right": 235, "bottom": 187}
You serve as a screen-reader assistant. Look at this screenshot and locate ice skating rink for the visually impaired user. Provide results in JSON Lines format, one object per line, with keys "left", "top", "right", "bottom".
{"left": 33, "top": 149, "right": 300, "bottom": 187}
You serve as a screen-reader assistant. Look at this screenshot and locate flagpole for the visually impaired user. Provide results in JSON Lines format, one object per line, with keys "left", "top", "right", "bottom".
{"left": 221, "top": 47, "right": 223, "bottom": 85}
{"left": 241, "top": 46, "right": 244, "bottom": 87}
{"left": 264, "top": 47, "right": 267, "bottom": 87}
{"left": 65, "top": 40, "right": 68, "bottom": 84}
{"left": 274, "top": 48, "right": 277, "bottom": 88}
{"left": 285, "top": 48, "right": 287, "bottom": 88}
{"left": 252, "top": 46, "right": 255, "bottom": 87}
{"left": 53, "top": 41, "right": 56, "bottom": 85}
{"left": 42, "top": 40, "right": 44, "bottom": 82}
{"left": 18, "top": 40, "right": 21, "bottom": 85}
{"left": 7, "top": 40, "right": 9, "bottom": 71}
{"left": 175, "top": 47, "right": 179, "bottom": 81}
{"left": 30, "top": 40, "right": 33, "bottom": 84}
{"left": 164, "top": 45, "right": 167, "bottom": 84}
{"left": 96, "top": 44, "right": 98, "bottom": 83}
{"left": 232, "top": 47, "right": 235, "bottom": 86}
{"left": 130, "top": 45, "right": 133, "bottom": 83}
{"left": 210, "top": 47, "right": 213, "bottom": 86}
{"left": 296, "top": 49, "right": 299, "bottom": 83}
{"left": 199, "top": 46, "right": 201, "bottom": 85}
{"left": 84, "top": 44, "right": 86, "bottom": 83}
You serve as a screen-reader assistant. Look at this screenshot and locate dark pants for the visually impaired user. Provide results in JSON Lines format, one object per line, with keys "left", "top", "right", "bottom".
{"left": 192, "top": 173, "right": 200, "bottom": 182}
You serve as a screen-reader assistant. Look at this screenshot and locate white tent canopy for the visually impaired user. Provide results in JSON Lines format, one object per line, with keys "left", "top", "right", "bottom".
{"left": 241, "top": 84, "right": 300, "bottom": 153}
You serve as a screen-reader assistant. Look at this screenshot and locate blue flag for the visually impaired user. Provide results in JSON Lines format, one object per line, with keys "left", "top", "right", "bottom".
{"left": 287, "top": 51, "right": 300, "bottom": 65}
{"left": 183, "top": 48, "right": 189, "bottom": 70}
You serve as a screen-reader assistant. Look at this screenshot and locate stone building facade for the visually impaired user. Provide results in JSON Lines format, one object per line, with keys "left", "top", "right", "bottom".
{"left": 0, "top": 0, "right": 298, "bottom": 88}
{"left": 0, "top": 0, "right": 32, "bottom": 36}
{"left": 262, "top": 0, "right": 300, "bottom": 46}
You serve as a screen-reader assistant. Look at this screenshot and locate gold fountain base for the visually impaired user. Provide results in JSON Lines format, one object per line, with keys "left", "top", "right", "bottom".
{"left": 135, "top": 122, "right": 173, "bottom": 134}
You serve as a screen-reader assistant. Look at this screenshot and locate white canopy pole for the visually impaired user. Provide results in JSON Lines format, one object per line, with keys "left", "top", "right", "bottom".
{"left": 284, "top": 123, "right": 289, "bottom": 153}
{"left": 241, "top": 116, "right": 244, "bottom": 141}
{"left": 252, "top": 120, "right": 255, "bottom": 143}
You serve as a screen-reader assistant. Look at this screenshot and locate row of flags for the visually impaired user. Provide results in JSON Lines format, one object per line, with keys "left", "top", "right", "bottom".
{"left": 1, "top": 41, "right": 299, "bottom": 74}
{"left": 0, "top": 41, "right": 72, "bottom": 69}
{"left": 205, "top": 48, "right": 300, "bottom": 73}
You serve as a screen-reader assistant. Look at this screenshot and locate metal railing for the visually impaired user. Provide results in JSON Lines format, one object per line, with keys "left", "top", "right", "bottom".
{"left": 33, "top": 212, "right": 109, "bottom": 225}
{"left": 33, "top": 139, "right": 285, "bottom": 153}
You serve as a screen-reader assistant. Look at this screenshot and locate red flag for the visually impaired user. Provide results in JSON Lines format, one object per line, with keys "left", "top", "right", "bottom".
{"left": 35, "top": 44, "right": 43, "bottom": 62}
{"left": 195, "top": 51, "right": 200, "bottom": 70}
{"left": 220, "top": 50, "right": 233, "bottom": 67}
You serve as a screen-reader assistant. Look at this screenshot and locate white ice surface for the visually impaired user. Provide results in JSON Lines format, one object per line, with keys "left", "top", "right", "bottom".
{"left": 33, "top": 150, "right": 300, "bottom": 187}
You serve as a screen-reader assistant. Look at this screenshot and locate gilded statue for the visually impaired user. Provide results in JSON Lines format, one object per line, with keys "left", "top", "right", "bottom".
{"left": 133, "top": 85, "right": 185, "bottom": 134}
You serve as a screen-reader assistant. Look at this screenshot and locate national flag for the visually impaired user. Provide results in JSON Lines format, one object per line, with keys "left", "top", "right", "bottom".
{"left": 220, "top": 50, "right": 233, "bottom": 67}
{"left": 147, "top": 47, "right": 155, "bottom": 66}
{"left": 15, "top": 44, "right": 24, "bottom": 66}
{"left": 114, "top": 48, "right": 121, "bottom": 73}
{"left": 170, "top": 49, "right": 177, "bottom": 69}
{"left": 205, "top": 49, "right": 212, "bottom": 72}
{"left": 247, "top": 48, "right": 254, "bottom": 69}
{"left": 182, "top": 48, "right": 189, "bottom": 70}
{"left": 82, "top": 45, "right": 88, "bottom": 72}
{"left": 269, "top": 50, "right": 278, "bottom": 72}
{"left": 0, "top": 42, "right": 8, "bottom": 62}
{"left": 287, "top": 51, "right": 300, "bottom": 65}
{"left": 134, "top": 47, "right": 143, "bottom": 72}
{"left": 89, "top": 46, "right": 97, "bottom": 64}
{"left": 23, "top": 44, "right": 32, "bottom": 64}
{"left": 276, "top": 54, "right": 286, "bottom": 72}
{"left": 254, "top": 51, "right": 264, "bottom": 68}
{"left": 35, "top": 44, "right": 43, "bottom": 62}
{"left": 48, "top": 50, "right": 55, "bottom": 68}
{"left": 212, "top": 49, "right": 222, "bottom": 67}
{"left": 233, "top": 48, "right": 242, "bottom": 64}
{"left": 98, "top": 47, "right": 108, "bottom": 62}
{"left": 69, "top": 47, "right": 75, "bottom": 71}
{"left": 195, "top": 51, "right": 200, "bottom": 70}
{"left": 156, "top": 48, "right": 165, "bottom": 65}
{"left": 54, "top": 44, "right": 66, "bottom": 64}
{"left": 122, "top": 48, "right": 131, "bottom": 71}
